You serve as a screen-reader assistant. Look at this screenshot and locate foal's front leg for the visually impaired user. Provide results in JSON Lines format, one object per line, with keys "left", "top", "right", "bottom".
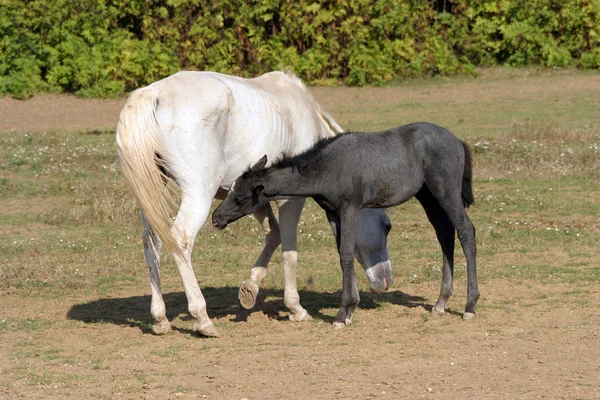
{"left": 333, "top": 206, "right": 361, "bottom": 329}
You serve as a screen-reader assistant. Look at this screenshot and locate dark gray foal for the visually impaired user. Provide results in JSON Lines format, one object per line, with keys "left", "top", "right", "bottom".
{"left": 213, "top": 122, "right": 479, "bottom": 328}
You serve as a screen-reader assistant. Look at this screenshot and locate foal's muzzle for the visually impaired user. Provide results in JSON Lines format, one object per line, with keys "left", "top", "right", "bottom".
{"left": 212, "top": 211, "right": 229, "bottom": 230}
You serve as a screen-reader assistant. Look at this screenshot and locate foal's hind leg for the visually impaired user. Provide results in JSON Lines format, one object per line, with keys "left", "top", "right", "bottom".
{"left": 141, "top": 211, "right": 171, "bottom": 335}
{"left": 416, "top": 190, "right": 456, "bottom": 317}
{"left": 433, "top": 193, "right": 479, "bottom": 319}
{"left": 238, "top": 203, "right": 281, "bottom": 309}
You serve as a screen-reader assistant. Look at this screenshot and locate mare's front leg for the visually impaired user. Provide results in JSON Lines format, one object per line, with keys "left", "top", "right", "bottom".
{"left": 171, "top": 190, "right": 219, "bottom": 337}
{"left": 332, "top": 206, "right": 361, "bottom": 328}
{"left": 277, "top": 198, "right": 312, "bottom": 321}
{"left": 238, "top": 203, "right": 281, "bottom": 309}
{"left": 141, "top": 211, "right": 171, "bottom": 335}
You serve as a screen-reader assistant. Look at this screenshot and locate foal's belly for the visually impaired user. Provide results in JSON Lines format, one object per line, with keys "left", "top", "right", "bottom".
{"left": 363, "top": 179, "right": 422, "bottom": 208}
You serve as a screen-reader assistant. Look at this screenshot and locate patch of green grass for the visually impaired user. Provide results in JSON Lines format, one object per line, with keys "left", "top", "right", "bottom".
{"left": 0, "top": 318, "right": 54, "bottom": 334}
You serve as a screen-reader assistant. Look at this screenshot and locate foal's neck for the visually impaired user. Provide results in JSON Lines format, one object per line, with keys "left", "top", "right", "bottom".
{"left": 265, "top": 163, "right": 325, "bottom": 199}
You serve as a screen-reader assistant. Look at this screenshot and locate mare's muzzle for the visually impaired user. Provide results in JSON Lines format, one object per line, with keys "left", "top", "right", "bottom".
{"left": 364, "top": 260, "right": 393, "bottom": 293}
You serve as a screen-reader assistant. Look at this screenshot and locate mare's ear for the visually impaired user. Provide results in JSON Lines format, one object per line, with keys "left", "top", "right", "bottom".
{"left": 250, "top": 155, "right": 268, "bottom": 172}
{"left": 265, "top": 152, "right": 284, "bottom": 168}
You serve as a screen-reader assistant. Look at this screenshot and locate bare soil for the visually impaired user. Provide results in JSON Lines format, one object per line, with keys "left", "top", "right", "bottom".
{"left": 1, "top": 75, "right": 599, "bottom": 400}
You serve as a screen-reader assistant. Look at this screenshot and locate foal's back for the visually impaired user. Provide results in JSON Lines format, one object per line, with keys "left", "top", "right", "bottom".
{"left": 321, "top": 123, "right": 466, "bottom": 208}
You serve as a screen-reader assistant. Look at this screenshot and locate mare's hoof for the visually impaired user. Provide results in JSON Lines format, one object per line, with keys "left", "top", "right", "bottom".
{"left": 238, "top": 280, "right": 260, "bottom": 310}
{"left": 430, "top": 307, "right": 445, "bottom": 317}
{"left": 462, "top": 312, "right": 476, "bottom": 320}
{"left": 194, "top": 322, "right": 219, "bottom": 338}
{"left": 152, "top": 319, "right": 171, "bottom": 335}
{"left": 289, "top": 309, "right": 313, "bottom": 322}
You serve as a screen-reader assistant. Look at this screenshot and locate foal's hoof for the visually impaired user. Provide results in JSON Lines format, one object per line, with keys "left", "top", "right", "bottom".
{"left": 194, "top": 322, "right": 219, "bottom": 338}
{"left": 238, "top": 280, "right": 260, "bottom": 310}
{"left": 332, "top": 315, "right": 353, "bottom": 329}
{"left": 462, "top": 312, "right": 476, "bottom": 320}
{"left": 152, "top": 319, "right": 171, "bottom": 335}
{"left": 332, "top": 321, "right": 347, "bottom": 329}
{"left": 289, "top": 309, "right": 313, "bottom": 322}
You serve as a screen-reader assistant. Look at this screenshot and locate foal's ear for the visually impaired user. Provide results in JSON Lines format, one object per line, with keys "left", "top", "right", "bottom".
{"left": 250, "top": 155, "right": 268, "bottom": 172}
{"left": 253, "top": 184, "right": 265, "bottom": 195}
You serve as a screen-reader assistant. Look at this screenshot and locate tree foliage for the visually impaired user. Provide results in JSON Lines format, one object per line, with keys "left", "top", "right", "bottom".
{"left": 1, "top": 0, "right": 599, "bottom": 98}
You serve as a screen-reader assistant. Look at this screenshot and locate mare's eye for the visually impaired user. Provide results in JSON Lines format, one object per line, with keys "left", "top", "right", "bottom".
{"left": 385, "top": 222, "right": 392, "bottom": 233}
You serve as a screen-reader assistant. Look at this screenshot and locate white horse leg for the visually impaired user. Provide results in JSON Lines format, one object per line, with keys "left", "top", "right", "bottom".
{"left": 239, "top": 203, "right": 281, "bottom": 309}
{"left": 141, "top": 211, "right": 171, "bottom": 335}
{"left": 172, "top": 190, "right": 219, "bottom": 337}
{"left": 278, "top": 199, "right": 312, "bottom": 322}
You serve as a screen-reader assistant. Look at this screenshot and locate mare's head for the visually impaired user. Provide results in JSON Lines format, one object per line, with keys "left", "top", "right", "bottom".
{"left": 213, "top": 155, "right": 271, "bottom": 230}
{"left": 354, "top": 209, "right": 393, "bottom": 293}
{"left": 328, "top": 208, "right": 394, "bottom": 293}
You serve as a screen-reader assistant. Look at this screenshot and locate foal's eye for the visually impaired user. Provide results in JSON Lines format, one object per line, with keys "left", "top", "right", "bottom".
{"left": 233, "top": 193, "right": 243, "bottom": 205}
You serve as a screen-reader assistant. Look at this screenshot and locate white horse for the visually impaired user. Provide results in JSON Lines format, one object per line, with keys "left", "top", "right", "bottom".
{"left": 116, "top": 71, "right": 392, "bottom": 337}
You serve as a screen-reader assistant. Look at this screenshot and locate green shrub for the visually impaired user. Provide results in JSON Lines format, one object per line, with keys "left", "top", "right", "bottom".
{"left": 1, "top": 0, "right": 599, "bottom": 98}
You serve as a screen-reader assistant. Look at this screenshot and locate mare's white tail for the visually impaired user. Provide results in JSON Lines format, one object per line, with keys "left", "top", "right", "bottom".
{"left": 116, "top": 87, "right": 181, "bottom": 255}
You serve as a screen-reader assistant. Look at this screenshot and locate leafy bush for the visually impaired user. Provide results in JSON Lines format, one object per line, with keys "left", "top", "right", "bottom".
{"left": 1, "top": 0, "right": 599, "bottom": 98}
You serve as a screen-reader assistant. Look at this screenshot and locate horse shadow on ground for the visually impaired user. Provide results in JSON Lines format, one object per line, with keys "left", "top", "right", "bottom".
{"left": 67, "top": 286, "right": 433, "bottom": 336}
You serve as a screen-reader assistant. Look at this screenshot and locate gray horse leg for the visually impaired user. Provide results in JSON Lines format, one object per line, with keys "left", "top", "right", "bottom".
{"left": 416, "top": 189, "right": 456, "bottom": 316}
{"left": 436, "top": 195, "right": 479, "bottom": 319}
{"left": 332, "top": 205, "right": 361, "bottom": 328}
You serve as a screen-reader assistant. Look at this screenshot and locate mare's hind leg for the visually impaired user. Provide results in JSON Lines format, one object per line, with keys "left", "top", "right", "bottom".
{"left": 278, "top": 198, "right": 312, "bottom": 321}
{"left": 238, "top": 203, "right": 281, "bottom": 309}
{"left": 416, "top": 189, "right": 456, "bottom": 317}
{"left": 141, "top": 211, "right": 171, "bottom": 335}
{"left": 171, "top": 190, "right": 220, "bottom": 337}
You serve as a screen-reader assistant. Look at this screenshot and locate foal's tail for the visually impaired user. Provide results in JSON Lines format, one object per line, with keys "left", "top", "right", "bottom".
{"left": 116, "top": 86, "right": 181, "bottom": 256}
{"left": 461, "top": 141, "right": 474, "bottom": 208}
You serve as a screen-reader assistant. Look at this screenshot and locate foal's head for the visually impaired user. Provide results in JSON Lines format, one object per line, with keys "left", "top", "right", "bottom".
{"left": 213, "top": 155, "right": 271, "bottom": 229}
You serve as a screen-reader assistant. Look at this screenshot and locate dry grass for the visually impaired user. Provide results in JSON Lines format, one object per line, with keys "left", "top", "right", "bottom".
{"left": 473, "top": 120, "right": 600, "bottom": 180}
{"left": 1, "top": 69, "right": 600, "bottom": 400}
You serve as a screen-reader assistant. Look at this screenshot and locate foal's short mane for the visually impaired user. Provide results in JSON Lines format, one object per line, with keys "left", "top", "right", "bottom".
{"left": 242, "top": 132, "right": 354, "bottom": 180}
{"left": 278, "top": 131, "right": 353, "bottom": 170}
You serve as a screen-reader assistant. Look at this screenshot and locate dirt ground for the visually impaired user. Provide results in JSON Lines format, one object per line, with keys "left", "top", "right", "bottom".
{"left": 1, "top": 77, "right": 600, "bottom": 400}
